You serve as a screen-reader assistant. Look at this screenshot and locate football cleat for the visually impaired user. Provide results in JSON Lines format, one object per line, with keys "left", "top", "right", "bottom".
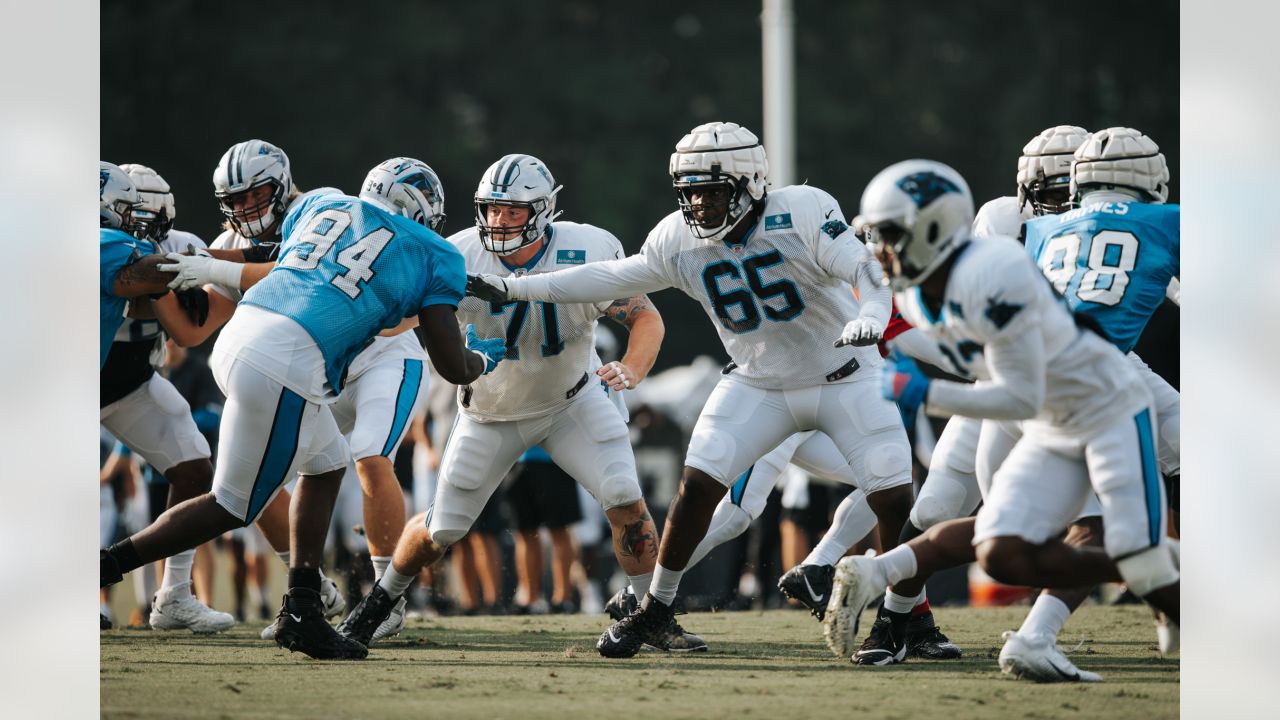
{"left": 906, "top": 611, "right": 962, "bottom": 659}
{"left": 824, "top": 555, "right": 882, "bottom": 658}
{"left": 852, "top": 607, "right": 908, "bottom": 666}
{"left": 1155, "top": 611, "right": 1179, "bottom": 655}
{"left": 100, "top": 613, "right": 113, "bottom": 630}
{"left": 261, "top": 575, "right": 345, "bottom": 639}
{"left": 653, "top": 617, "right": 708, "bottom": 653}
{"left": 372, "top": 596, "right": 408, "bottom": 643}
{"left": 272, "top": 588, "right": 368, "bottom": 660}
{"left": 777, "top": 563, "right": 835, "bottom": 620}
{"left": 604, "top": 586, "right": 638, "bottom": 621}
{"left": 336, "top": 584, "right": 399, "bottom": 647}
{"left": 998, "top": 631, "right": 1101, "bottom": 683}
{"left": 149, "top": 588, "right": 236, "bottom": 633}
{"left": 597, "top": 593, "right": 673, "bottom": 659}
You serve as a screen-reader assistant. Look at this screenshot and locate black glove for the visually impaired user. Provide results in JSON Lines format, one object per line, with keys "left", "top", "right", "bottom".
{"left": 175, "top": 288, "right": 210, "bottom": 326}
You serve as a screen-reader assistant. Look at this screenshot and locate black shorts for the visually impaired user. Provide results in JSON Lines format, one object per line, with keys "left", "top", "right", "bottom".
{"left": 471, "top": 485, "right": 508, "bottom": 536}
{"left": 505, "top": 462, "right": 584, "bottom": 531}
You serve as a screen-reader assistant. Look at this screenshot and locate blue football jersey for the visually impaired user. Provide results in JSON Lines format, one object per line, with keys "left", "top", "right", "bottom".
{"left": 100, "top": 228, "right": 155, "bottom": 368}
{"left": 241, "top": 193, "right": 466, "bottom": 392}
{"left": 1024, "top": 201, "right": 1179, "bottom": 353}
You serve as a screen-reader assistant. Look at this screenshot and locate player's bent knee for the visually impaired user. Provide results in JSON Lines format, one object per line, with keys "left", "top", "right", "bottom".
{"left": 910, "top": 473, "right": 970, "bottom": 530}
{"left": 859, "top": 441, "right": 912, "bottom": 494}
{"left": 598, "top": 465, "right": 644, "bottom": 511}
{"left": 975, "top": 537, "right": 1031, "bottom": 585}
{"left": 429, "top": 526, "right": 467, "bottom": 549}
{"left": 1116, "top": 545, "right": 1179, "bottom": 597}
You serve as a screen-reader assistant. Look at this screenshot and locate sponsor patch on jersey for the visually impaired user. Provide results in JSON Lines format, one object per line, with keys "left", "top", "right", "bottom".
{"left": 764, "top": 213, "right": 793, "bottom": 231}
{"left": 556, "top": 249, "right": 586, "bottom": 265}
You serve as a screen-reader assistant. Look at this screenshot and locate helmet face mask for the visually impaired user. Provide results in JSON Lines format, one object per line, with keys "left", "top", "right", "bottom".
{"left": 361, "top": 157, "right": 447, "bottom": 233}
{"left": 858, "top": 160, "right": 974, "bottom": 292}
{"left": 212, "top": 140, "right": 294, "bottom": 239}
{"left": 474, "top": 154, "right": 562, "bottom": 255}
{"left": 100, "top": 161, "right": 141, "bottom": 234}
{"left": 669, "top": 122, "right": 768, "bottom": 244}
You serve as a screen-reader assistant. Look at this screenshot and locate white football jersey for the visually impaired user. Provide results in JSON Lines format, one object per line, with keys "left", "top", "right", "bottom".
{"left": 452, "top": 221, "right": 622, "bottom": 422}
{"left": 973, "top": 195, "right": 1031, "bottom": 240}
{"left": 630, "top": 185, "right": 883, "bottom": 388}
{"left": 895, "top": 235, "right": 1148, "bottom": 438}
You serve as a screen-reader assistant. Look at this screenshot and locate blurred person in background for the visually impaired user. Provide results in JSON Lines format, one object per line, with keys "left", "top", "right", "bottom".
{"left": 505, "top": 447, "right": 583, "bottom": 614}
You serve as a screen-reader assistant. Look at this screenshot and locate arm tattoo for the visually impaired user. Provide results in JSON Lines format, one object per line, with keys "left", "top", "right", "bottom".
{"left": 113, "top": 254, "right": 174, "bottom": 297}
{"left": 618, "top": 511, "right": 658, "bottom": 560}
{"left": 605, "top": 294, "right": 655, "bottom": 327}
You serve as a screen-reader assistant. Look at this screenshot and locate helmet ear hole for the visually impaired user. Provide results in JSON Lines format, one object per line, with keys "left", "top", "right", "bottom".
{"left": 928, "top": 222, "right": 939, "bottom": 243}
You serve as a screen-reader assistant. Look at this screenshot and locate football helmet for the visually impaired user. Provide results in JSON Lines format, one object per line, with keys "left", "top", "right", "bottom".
{"left": 670, "top": 121, "right": 768, "bottom": 244}
{"left": 474, "top": 154, "right": 562, "bottom": 255}
{"left": 856, "top": 159, "right": 973, "bottom": 291}
{"left": 1016, "top": 125, "right": 1090, "bottom": 215}
{"left": 100, "top": 161, "right": 140, "bottom": 232}
{"left": 212, "top": 139, "right": 294, "bottom": 238}
{"left": 120, "top": 163, "right": 176, "bottom": 242}
{"left": 361, "top": 157, "right": 447, "bottom": 233}
{"left": 1071, "top": 127, "right": 1169, "bottom": 204}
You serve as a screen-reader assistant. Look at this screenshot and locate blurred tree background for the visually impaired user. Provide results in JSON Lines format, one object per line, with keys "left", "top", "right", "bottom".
{"left": 102, "top": 0, "right": 1178, "bottom": 379}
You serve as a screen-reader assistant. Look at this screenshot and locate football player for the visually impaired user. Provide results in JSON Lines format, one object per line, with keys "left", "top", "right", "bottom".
{"left": 824, "top": 159, "right": 1177, "bottom": 682}
{"left": 101, "top": 159, "right": 504, "bottom": 660}
{"left": 467, "top": 123, "right": 915, "bottom": 659}
{"left": 335, "top": 154, "right": 705, "bottom": 651}
{"left": 100, "top": 163, "right": 233, "bottom": 632}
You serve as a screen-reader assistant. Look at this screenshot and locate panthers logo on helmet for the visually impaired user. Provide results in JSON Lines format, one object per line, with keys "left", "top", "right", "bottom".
{"left": 100, "top": 170, "right": 109, "bottom": 197}
{"left": 896, "top": 172, "right": 962, "bottom": 209}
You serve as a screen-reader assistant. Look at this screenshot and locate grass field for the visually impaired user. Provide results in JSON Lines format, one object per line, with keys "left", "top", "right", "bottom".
{"left": 100, "top": 605, "right": 1178, "bottom": 719}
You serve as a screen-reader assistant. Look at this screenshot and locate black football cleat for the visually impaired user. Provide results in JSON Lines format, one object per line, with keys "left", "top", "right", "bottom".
{"left": 654, "top": 616, "right": 708, "bottom": 652}
{"left": 852, "top": 606, "right": 908, "bottom": 666}
{"left": 272, "top": 588, "right": 368, "bottom": 660}
{"left": 597, "top": 593, "right": 673, "bottom": 658}
{"left": 100, "top": 613, "right": 113, "bottom": 630}
{"left": 906, "top": 611, "right": 962, "bottom": 659}
{"left": 335, "top": 584, "right": 398, "bottom": 648}
{"left": 604, "top": 586, "right": 639, "bottom": 621}
{"left": 777, "top": 563, "right": 836, "bottom": 620}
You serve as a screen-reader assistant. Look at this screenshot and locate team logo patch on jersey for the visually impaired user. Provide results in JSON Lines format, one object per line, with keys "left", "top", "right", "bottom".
{"left": 821, "top": 219, "right": 849, "bottom": 239}
{"left": 764, "top": 213, "right": 794, "bottom": 231}
{"left": 984, "top": 295, "right": 1024, "bottom": 330}
{"left": 897, "top": 172, "right": 960, "bottom": 208}
{"left": 556, "top": 249, "right": 586, "bottom": 265}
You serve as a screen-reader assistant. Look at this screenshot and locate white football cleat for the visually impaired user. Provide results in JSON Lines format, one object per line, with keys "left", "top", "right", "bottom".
{"left": 998, "top": 631, "right": 1102, "bottom": 683}
{"left": 1155, "top": 612, "right": 1179, "bottom": 655}
{"left": 371, "top": 596, "right": 407, "bottom": 643}
{"left": 149, "top": 588, "right": 236, "bottom": 633}
{"left": 823, "top": 555, "right": 882, "bottom": 659}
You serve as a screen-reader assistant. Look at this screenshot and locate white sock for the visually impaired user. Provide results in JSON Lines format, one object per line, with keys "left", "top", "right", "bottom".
{"left": 276, "top": 551, "right": 290, "bottom": 567}
{"left": 371, "top": 555, "right": 393, "bottom": 581}
{"left": 1018, "top": 594, "right": 1071, "bottom": 640}
{"left": 160, "top": 549, "right": 195, "bottom": 596}
{"left": 875, "top": 545, "right": 919, "bottom": 587}
{"left": 685, "top": 503, "right": 751, "bottom": 569}
{"left": 378, "top": 565, "right": 415, "bottom": 599}
{"left": 883, "top": 588, "right": 921, "bottom": 614}
{"left": 628, "top": 572, "right": 653, "bottom": 599}
{"left": 804, "top": 492, "right": 878, "bottom": 567}
{"left": 650, "top": 564, "right": 684, "bottom": 605}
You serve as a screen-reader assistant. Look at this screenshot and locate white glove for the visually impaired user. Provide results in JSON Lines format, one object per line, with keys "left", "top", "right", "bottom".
{"left": 159, "top": 251, "right": 245, "bottom": 292}
{"left": 835, "top": 317, "right": 885, "bottom": 347}
{"left": 466, "top": 273, "right": 511, "bottom": 303}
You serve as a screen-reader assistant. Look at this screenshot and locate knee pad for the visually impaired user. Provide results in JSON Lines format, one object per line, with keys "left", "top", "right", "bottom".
{"left": 429, "top": 526, "right": 466, "bottom": 549}
{"left": 1116, "top": 544, "right": 1179, "bottom": 597}
{"left": 910, "top": 473, "right": 969, "bottom": 530}
{"left": 860, "top": 440, "right": 912, "bottom": 494}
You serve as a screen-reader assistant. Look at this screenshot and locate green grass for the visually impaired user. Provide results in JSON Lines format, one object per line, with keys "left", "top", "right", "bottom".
{"left": 100, "top": 605, "right": 1177, "bottom": 720}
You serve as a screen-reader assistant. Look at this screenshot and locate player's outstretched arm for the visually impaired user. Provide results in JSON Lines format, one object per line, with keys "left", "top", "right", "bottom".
{"left": 499, "top": 254, "right": 670, "bottom": 304}
{"left": 111, "top": 254, "right": 178, "bottom": 298}
{"left": 598, "top": 294, "right": 664, "bottom": 391}
{"left": 925, "top": 327, "right": 1046, "bottom": 421}
{"left": 418, "top": 304, "right": 490, "bottom": 385}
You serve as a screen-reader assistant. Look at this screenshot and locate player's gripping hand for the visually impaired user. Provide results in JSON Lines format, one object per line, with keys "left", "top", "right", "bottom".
{"left": 835, "top": 316, "right": 885, "bottom": 347}
{"left": 465, "top": 323, "right": 507, "bottom": 375}
{"left": 159, "top": 250, "right": 243, "bottom": 292}
{"left": 597, "top": 360, "right": 641, "bottom": 391}
{"left": 881, "top": 353, "right": 930, "bottom": 423}
{"left": 466, "top": 273, "right": 510, "bottom": 303}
